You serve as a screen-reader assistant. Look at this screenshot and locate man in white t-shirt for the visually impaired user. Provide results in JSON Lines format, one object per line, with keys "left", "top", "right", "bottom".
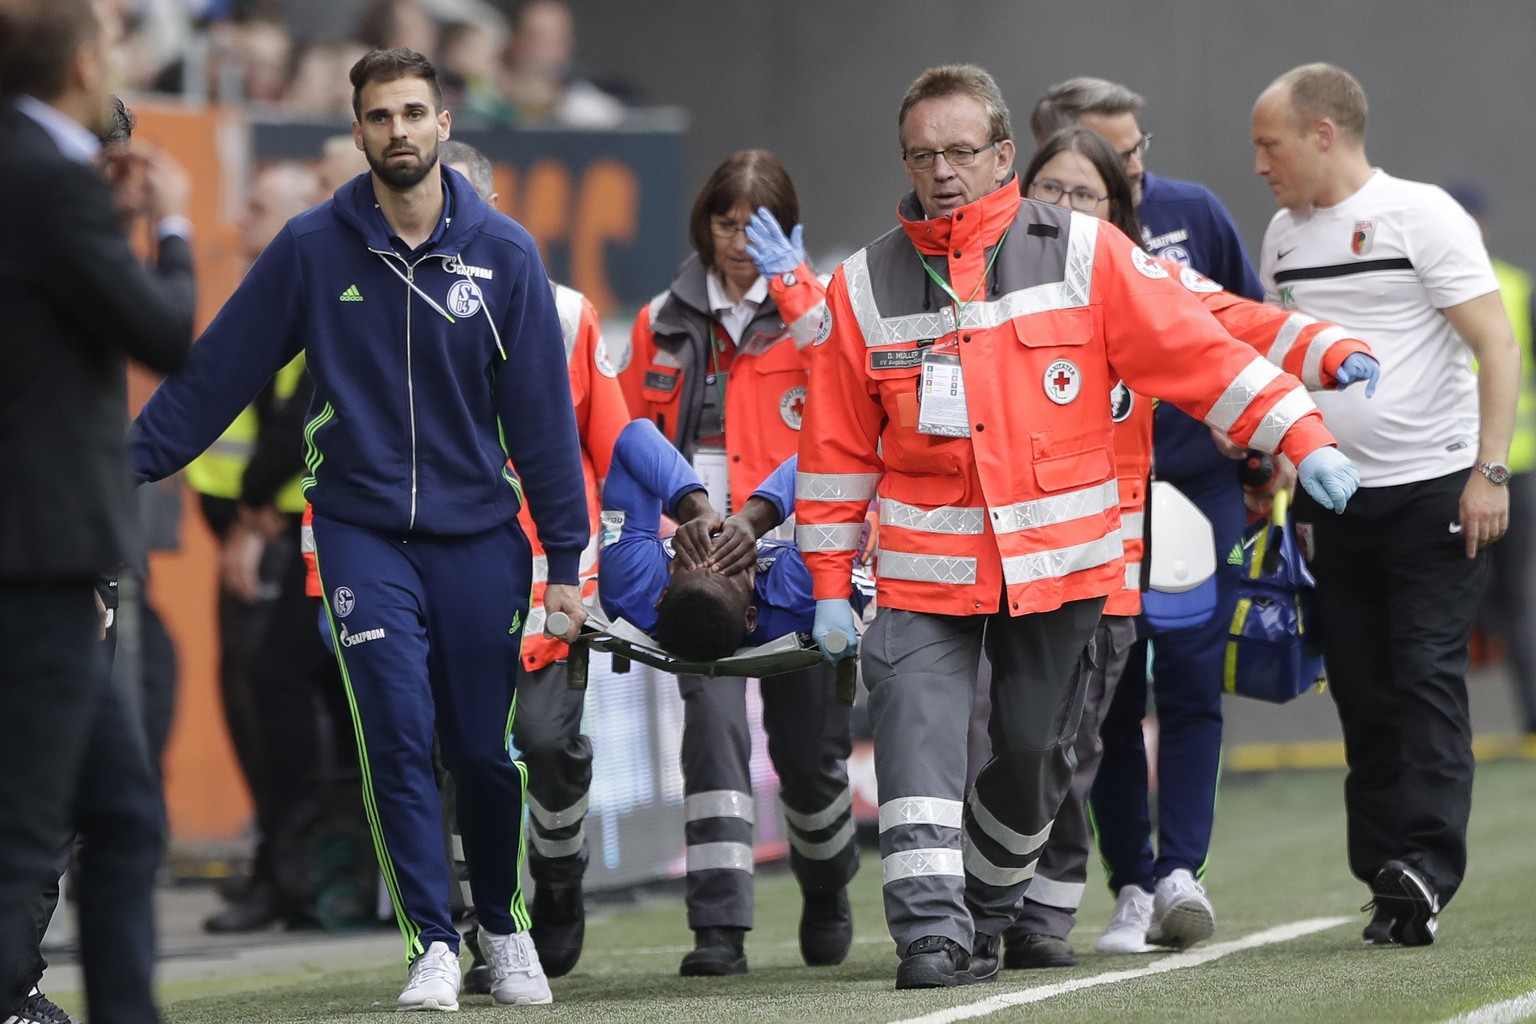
{"left": 1252, "top": 62, "right": 1519, "bottom": 948}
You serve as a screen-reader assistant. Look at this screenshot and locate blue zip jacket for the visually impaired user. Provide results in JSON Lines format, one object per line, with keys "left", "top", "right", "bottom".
{"left": 1138, "top": 171, "right": 1264, "bottom": 486}
{"left": 133, "top": 169, "right": 589, "bottom": 582}
{"left": 598, "top": 420, "right": 871, "bottom": 642}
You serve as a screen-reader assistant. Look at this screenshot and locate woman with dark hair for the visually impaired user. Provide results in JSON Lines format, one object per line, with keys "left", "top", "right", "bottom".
{"left": 618, "top": 151, "right": 858, "bottom": 978}
{"left": 994, "top": 126, "right": 1378, "bottom": 968}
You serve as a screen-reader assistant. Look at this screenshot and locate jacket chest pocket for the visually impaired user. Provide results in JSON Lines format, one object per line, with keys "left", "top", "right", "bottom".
{"left": 1012, "top": 306, "right": 1096, "bottom": 348}
{"left": 641, "top": 366, "right": 683, "bottom": 405}
{"left": 868, "top": 345, "right": 928, "bottom": 428}
{"left": 1032, "top": 428, "right": 1112, "bottom": 494}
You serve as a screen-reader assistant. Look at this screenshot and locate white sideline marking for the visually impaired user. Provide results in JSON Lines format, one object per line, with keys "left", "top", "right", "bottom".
{"left": 1438, "top": 989, "right": 1536, "bottom": 1024}
{"left": 888, "top": 916, "right": 1352, "bottom": 1024}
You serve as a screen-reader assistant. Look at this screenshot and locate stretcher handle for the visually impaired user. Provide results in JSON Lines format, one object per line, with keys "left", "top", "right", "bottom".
{"left": 824, "top": 631, "right": 857, "bottom": 708}
{"left": 545, "top": 612, "right": 589, "bottom": 692}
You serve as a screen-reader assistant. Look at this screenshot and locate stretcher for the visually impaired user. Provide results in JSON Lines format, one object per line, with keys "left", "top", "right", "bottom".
{"left": 546, "top": 609, "right": 858, "bottom": 707}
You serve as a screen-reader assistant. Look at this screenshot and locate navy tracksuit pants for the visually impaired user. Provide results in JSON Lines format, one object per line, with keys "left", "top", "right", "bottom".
{"left": 311, "top": 512, "right": 534, "bottom": 959}
{"left": 1092, "top": 468, "right": 1244, "bottom": 891}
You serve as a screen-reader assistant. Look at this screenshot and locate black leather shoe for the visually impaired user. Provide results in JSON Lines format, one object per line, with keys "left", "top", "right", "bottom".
{"left": 5, "top": 988, "right": 77, "bottom": 1024}
{"left": 799, "top": 887, "right": 853, "bottom": 966}
{"left": 679, "top": 926, "right": 748, "bottom": 976}
{"left": 895, "top": 934, "right": 972, "bottom": 989}
{"left": 462, "top": 924, "right": 493, "bottom": 995}
{"left": 531, "top": 885, "right": 586, "bottom": 978}
{"left": 1004, "top": 932, "right": 1078, "bottom": 969}
{"left": 1371, "top": 861, "right": 1439, "bottom": 946}
{"left": 202, "top": 883, "right": 282, "bottom": 934}
{"left": 967, "top": 932, "right": 1001, "bottom": 982}
{"left": 1361, "top": 905, "right": 1394, "bottom": 946}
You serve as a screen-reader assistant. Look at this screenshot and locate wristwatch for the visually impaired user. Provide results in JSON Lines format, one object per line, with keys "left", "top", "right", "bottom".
{"left": 1478, "top": 461, "right": 1512, "bottom": 485}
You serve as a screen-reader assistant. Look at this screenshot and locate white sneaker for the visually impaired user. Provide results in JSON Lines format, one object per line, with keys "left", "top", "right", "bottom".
{"left": 1095, "top": 884, "right": 1156, "bottom": 953}
{"left": 397, "top": 941, "right": 461, "bottom": 1012}
{"left": 1146, "top": 869, "right": 1215, "bottom": 949}
{"left": 480, "top": 928, "right": 554, "bottom": 1005}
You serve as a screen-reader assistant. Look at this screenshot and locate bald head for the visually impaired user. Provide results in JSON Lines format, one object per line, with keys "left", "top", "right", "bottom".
{"left": 242, "top": 162, "right": 322, "bottom": 259}
{"left": 1263, "top": 62, "right": 1368, "bottom": 144}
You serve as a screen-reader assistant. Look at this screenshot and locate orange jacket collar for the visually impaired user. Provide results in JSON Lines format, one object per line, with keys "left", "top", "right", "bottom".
{"left": 897, "top": 176, "right": 1022, "bottom": 255}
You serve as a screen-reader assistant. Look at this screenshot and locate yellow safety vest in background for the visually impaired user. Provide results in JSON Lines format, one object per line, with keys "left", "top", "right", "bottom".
{"left": 1494, "top": 259, "right": 1535, "bottom": 474}
{"left": 183, "top": 355, "right": 309, "bottom": 512}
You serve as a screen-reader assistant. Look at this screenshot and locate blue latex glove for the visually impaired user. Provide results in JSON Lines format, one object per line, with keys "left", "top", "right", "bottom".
{"left": 745, "top": 206, "right": 806, "bottom": 277}
{"left": 812, "top": 598, "right": 858, "bottom": 662}
{"left": 1333, "top": 353, "right": 1380, "bottom": 397}
{"left": 1298, "top": 446, "right": 1360, "bottom": 513}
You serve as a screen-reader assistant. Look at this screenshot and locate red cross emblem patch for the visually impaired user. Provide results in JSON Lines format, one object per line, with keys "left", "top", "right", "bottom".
{"left": 1044, "top": 360, "right": 1081, "bottom": 405}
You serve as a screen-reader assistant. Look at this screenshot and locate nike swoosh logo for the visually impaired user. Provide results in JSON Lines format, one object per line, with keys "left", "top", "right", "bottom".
{"left": 1277, "top": 247, "right": 1297, "bottom": 260}
{"left": 1448, "top": 523, "right": 1463, "bottom": 534}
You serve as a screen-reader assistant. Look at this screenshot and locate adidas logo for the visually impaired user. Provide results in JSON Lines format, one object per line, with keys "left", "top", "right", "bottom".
{"left": 339, "top": 284, "right": 364, "bottom": 302}
{"left": 1226, "top": 542, "right": 1245, "bottom": 566}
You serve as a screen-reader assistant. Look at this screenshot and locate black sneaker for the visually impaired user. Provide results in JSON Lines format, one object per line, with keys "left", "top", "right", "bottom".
{"left": 895, "top": 935, "right": 972, "bottom": 989}
{"left": 1370, "top": 860, "right": 1439, "bottom": 947}
{"left": 531, "top": 885, "right": 586, "bottom": 978}
{"left": 679, "top": 926, "right": 748, "bottom": 976}
{"left": 462, "top": 924, "right": 493, "bottom": 995}
{"left": 799, "top": 887, "right": 853, "bottom": 966}
{"left": 4, "top": 988, "right": 77, "bottom": 1024}
{"left": 1361, "top": 905, "right": 1395, "bottom": 946}
{"left": 966, "top": 933, "right": 1001, "bottom": 982}
{"left": 1004, "top": 931, "right": 1079, "bottom": 969}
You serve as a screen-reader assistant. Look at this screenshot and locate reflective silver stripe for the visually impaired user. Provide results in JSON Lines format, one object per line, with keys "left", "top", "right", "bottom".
{"left": 1125, "top": 561, "right": 1142, "bottom": 590}
{"left": 654, "top": 348, "right": 681, "bottom": 369}
{"left": 551, "top": 281, "right": 584, "bottom": 363}
{"left": 450, "top": 833, "right": 465, "bottom": 860}
{"left": 967, "top": 790, "right": 1053, "bottom": 856}
{"left": 531, "top": 823, "right": 585, "bottom": 859}
{"left": 785, "top": 299, "right": 826, "bottom": 350}
{"left": 880, "top": 498, "right": 987, "bottom": 535}
{"left": 1206, "top": 357, "right": 1284, "bottom": 435}
{"left": 782, "top": 788, "right": 853, "bottom": 833}
{"left": 796, "top": 523, "right": 863, "bottom": 553}
{"left": 1026, "top": 873, "right": 1086, "bottom": 911}
{"left": 300, "top": 522, "right": 315, "bottom": 554}
{"left": 878, "top": 796, "right": 965, "bottom": 832}
{"left": 989, "top": 480, "right": 1118, "bottom": 534}
{"left": 528, "top": 791, "right": 589, "bottom": 831}
{"left": 525, "top": 606, "right": 546, "bottom": 636}
{"left": 963, "top": 841, "right": 1037, "bottom": 887}
{"left": 685, "top": 790, "right": 755, "bottom": 823}
{"left": 788, "top": 818, "right": 858, "bottom": 861}
{"left": 646, "top": 291, "right": 667, "bottom": 322}
{"left": 1266, "top": 312, "right": 1317, "bottom": 369}
{"left": 204, "top": 437, "right": 255, "bottom": 460}
{"left": 1303, "top": 325, "right": 1350, "bottom": 390}
{"left": 877, "top": 550, "right": 977, "bottom": 585}
{"left": 1248, "top": 386, "right": 1318, "bottom": 454}
{"left": 796, "top": 472, "right": 880, "bottom": 502}
{"left": 845, "top": 218, "right": 1098, "bottom": 347}
{"left": 1120, "top": 509, "right": 1144, "bottom": 542}
{"left": 531, "top": 539, "right": 601, "bottom": 585}
{"left": 881, "top": 847, "right": 964, "bottom": 884}
{"left": 1001, "top": 531, "right": 1122, "bottom": 585}
{"left": 686, "top": 841, "right": 754, "bottom": 874}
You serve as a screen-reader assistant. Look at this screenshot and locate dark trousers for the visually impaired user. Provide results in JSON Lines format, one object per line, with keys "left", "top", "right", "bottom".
{"left": 0, "top": 581, "right": 165, "bottom": 1024}
{"left": 676, "top": 664, "right": 857, "bottom": 931}
{"left": 1293, "top": 468, "right": 1486, "bottom": 903}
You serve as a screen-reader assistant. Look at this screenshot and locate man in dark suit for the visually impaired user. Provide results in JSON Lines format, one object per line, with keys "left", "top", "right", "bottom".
{"left": 0, "top": 0, "right": 196, "bottom": 1021}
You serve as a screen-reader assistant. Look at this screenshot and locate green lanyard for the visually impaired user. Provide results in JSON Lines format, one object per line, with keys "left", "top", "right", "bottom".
{"left": 708, "top": 321, "right": 731, "bottom": 433}
{"left": 913, "top": 226, "right": 1011, "bottom": 331}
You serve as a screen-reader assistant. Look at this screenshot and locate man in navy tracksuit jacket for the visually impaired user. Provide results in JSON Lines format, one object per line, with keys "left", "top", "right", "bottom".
{"left": 132, "top": 50, "right": 587, "bottom": 1009}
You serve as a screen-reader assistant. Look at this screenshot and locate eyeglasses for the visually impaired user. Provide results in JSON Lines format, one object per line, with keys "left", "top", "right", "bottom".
{"left": 1030, "top": 179, "right": 1109, "bottom": 213}
{"left": 1119, "top": 132, "right": 1152, "bottom": 165}
{"left": 902, "top": 140, "right": 998, "bottom": 171}
{"left": 710, "top": 219, "right": 749, "bottom": 239}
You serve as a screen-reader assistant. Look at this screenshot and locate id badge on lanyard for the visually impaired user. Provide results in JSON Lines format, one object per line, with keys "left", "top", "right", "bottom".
{"left": 917, "top": 349, "right": 971, "bottom": 438}
{"left": 692, "top": 446, "right": 731, "bottom": 516}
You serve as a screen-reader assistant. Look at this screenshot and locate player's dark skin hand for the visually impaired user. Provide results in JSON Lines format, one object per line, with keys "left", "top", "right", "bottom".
{"left": 671, "top": 490, "right": 721, "bottom": 571}
{"left": 707, "top": 516, "right": 758, "bottom": 575}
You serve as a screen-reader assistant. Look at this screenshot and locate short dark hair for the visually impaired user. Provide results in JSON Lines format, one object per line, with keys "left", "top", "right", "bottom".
{"left": 0, "top": 0, "right": 101, "bottom": 100}
{"left": 349, "top": 47, "right": 443, "bottom": 120}
{"left": 653, "top": 577, "right": 749, "bottom": 662}
{"left": 898, "top": 64, "right": 1012, "bottom": 148}
{"left": 1022, "top": 126, "right": 1143, "bottom": 242}
{"left": 689, "top": 150, "right": 799, "bottom": 271}
{"left": 1275, "top": 62, "right": 1368, "bottom": 142}
{"left": 102, "top": 94, "right": 135, "bottom": 147}
{"left": 440, "top": 139, "right": 494, "bottom": 201}
{"left": 1029, "top": 77, "right": 1144, "bottom": 145}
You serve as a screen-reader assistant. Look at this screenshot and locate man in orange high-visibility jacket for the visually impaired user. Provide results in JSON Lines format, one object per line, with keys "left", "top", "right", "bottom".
{"left": 795, "top": 64, "right": 1362, "bottom": 991}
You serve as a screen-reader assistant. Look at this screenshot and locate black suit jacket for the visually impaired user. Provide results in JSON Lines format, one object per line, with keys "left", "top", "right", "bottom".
{"left": 0, "top": 101, "right": 195, "bottom": 578}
